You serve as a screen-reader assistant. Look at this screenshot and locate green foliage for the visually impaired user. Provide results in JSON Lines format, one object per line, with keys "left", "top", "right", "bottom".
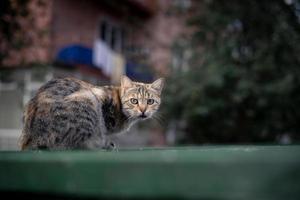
{"left": 163, "top": 0, "right": 300, "bottom": 144}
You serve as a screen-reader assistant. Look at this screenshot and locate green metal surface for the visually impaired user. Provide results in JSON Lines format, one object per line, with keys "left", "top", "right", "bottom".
{"left": 0, "top": 146, "right": 300, "bottom": 199}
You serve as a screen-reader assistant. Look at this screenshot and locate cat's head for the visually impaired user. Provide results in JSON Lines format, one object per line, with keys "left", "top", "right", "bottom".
{"left": 120, "top": 76, "right": 164, "bottom": 120}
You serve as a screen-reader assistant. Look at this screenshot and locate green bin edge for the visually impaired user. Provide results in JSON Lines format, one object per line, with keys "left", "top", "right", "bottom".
{"left": 0, "top": 145, "right": 300, "bottom": 199}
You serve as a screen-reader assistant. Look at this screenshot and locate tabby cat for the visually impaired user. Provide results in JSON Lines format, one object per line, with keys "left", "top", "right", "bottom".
{"left": 20, "top": 76, "right": 164, "bottom": 150}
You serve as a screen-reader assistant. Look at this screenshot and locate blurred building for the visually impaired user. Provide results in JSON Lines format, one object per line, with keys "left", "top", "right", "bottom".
{"left": 0, "top": 0, "right": 192, "bottom": 149}
{"left": 1, "top": 0, "right": 192, "bottom": 77}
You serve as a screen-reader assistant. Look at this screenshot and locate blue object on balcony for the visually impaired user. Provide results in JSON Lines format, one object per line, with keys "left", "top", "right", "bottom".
{"left": 56, "top": 45, "right": 93, "bottom": 66}
{"left": 126, "top": 61, "right": 153, "bottom": 82}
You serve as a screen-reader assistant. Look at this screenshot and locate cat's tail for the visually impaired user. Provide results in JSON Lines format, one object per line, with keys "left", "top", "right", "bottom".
{"left": 19, "top": 113, "right": 31, "bottom": 150}
{"left": 19, "top": 131, "right": 30, "bottom": 150}
{"left": 19, "top": 102, "right": 34, "bottom": 150}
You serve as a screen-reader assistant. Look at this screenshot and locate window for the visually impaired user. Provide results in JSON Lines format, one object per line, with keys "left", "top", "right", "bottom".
{"left": 100, "top": 21, "right": 108, "bottom": 41}
{"left": 98, "top": 20, "right": 124, "bottom": 53}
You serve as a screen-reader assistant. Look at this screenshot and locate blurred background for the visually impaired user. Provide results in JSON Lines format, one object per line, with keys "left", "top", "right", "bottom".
{"left": 0, "top": 0, "right": 300, "bottom": 150}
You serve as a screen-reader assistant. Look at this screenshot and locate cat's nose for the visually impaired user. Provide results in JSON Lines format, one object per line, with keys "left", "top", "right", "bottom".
{"left": 139, "top": 105, "right": 147, "bottom": 118}
{"left": 139, "top": 105, "right": 147, "bottom": 113}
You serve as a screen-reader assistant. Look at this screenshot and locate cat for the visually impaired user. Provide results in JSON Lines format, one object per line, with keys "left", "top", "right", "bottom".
{"left": 19, "top": 76, "right": 164, "bottom": 150}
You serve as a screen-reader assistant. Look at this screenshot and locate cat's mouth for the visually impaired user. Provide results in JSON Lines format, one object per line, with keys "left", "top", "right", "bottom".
{"left": 139, "top": 114, "right": 148, "bottom": 119}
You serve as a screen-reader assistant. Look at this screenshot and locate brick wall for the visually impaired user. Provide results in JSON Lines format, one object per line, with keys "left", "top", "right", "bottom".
{"left": 1, "top": 0, "right": 193, "bottom": 77}
{"left": 127, "top": 0, "right": 193, "bottom": 76}
{"left": 51, "top": 0, "right": 101, "bottom": 58}
{"left": 50, "top": 0, "right": 134, "bottom": 59}
{"left": 1, "top": 0, "right": 52, "bottom": 67}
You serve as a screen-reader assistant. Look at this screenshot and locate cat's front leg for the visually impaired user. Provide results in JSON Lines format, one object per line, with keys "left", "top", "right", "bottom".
{"left": 84, "top": 135, "right": 111, "bottom": 150}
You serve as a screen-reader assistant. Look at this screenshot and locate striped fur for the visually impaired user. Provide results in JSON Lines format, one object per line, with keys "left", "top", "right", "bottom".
{"left": 20, "top": 76, "right": 164, "bottom": 150}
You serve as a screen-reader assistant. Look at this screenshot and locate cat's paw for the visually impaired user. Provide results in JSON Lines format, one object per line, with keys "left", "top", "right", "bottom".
{"left": 108, "top": 141, "right": 117, "bottom": 150}
{"left": 104, "top": 140, "right": 118, "bottom": 151}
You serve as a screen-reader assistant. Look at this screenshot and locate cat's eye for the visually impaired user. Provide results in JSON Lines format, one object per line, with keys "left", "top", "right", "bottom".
{"left": 130, "top": 98, "right": 138, "bottom": 104}
{"left": 147, "top": 99, "right": 154, "bottom": 105}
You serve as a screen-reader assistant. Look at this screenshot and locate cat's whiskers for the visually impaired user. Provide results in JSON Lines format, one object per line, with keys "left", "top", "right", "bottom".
{"left": 151, "top": 113, "right": 165, "bottom": 126}
{"left": 124, "top": 116, "right": 136, "bottom": 124}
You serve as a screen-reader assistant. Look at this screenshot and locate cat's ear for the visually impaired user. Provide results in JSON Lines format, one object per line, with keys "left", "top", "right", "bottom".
{"left": 121, "top": 75, "right": 133, "bottom": 88}
{"left": 151, "top": 78, "right": 164, "bottom": 94}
